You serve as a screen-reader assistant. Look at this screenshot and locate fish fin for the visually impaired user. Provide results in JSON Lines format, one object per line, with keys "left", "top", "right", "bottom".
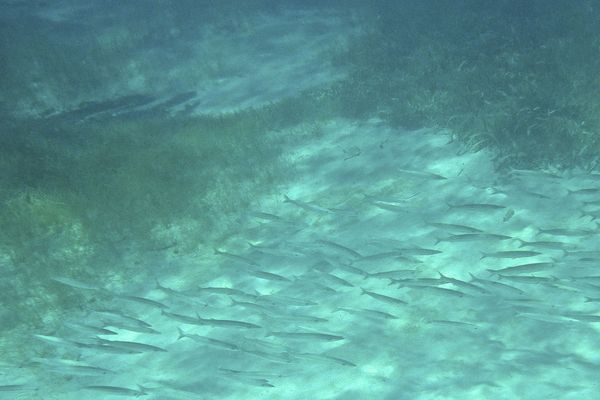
{"left": 137, "top": 385, "right": 149, "bottom": 395}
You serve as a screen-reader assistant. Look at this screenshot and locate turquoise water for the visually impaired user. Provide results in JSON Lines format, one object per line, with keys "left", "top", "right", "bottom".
{"left": 2, "top": 2, "right": 600, "bottom": 399}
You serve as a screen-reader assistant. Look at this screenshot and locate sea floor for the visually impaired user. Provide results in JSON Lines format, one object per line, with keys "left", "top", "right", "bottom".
{"left": 2, "top": 3, "right": 600, "bottom": 399}
{"left": 5, "top": 118, "right": 600, "bottom": 399}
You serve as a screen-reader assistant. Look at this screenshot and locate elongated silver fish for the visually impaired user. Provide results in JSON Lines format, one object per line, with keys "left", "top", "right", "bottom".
{"left": 517, "top": 239, "right": 573, "bottom": 250}
{"left": 447, "top": 202, "right": 506, "bottom": 211}
{"left": 83, "top": 385, "right": 147, "bottom": 397}
{"left": 320, "top": 271, "right": 354, "bottom": 287}
{"left": 266, "top": 331, "right": 344, "bottom": 341}
{"left": 370, "top": 201, "right": 409, "bottom": 213}
{"left": 335, "top": 307, "right": 398, "bottom": 320}
{"left": 316, "top": 239, "right": 362, "bottom": 259}
{"left": 497, "top": 275, "right": 556, "bottom": 285}
{"left": 117, "top": 295, "right": 169, "bottom": 310}
{"left": 197, "top": 286, "right": 257, "bottom": 299}
{"left": 93, "top": 309, "right": 152, "bottom": 328}
{"left": 537, "top": 227, "right": 596, "bottom": 237}
{"left": 562, "top": 313, "right": 600, "bottom": 322}
{"left": 427, "top": 222, "right": 483, "bottom": 233}
{"left": 196, "top": 314, "right": 262, "bottom": 329}
{"left": 427, "top": 320, "right": 478, "bottom": 328}
{"left": 256, "top": 294, "right": 317, "bottom": 307}
{"left": 397, "top": 168, "right": 447, "bottom": 180}
{"left": 469, "top": 273, "right": 525, "bottom": 296}
{"left": 177, "top": 328, "right": 239, "bottom": 350}
{"left": 365, "top": 269, "right": 418, "bottom": 280}
{"left": 283, "top": 194, "right": 333, "bottom": 214}
{"left": 249, "top": 211, "right": 286, "bottom": 222}
{"left": 480, "top": 250, "right": 541, "bottom": 259}
{"left": 64, "top": 322, "right": 117, "bottom": 336}
{"left": 33, "top": 334, "right": 75, "bottom": 348}
{"left": 161, "top": 310, "right": 204, "bottom": 325}
{"left": 0, "top": 385, "right": 37, "bottom": 392}
{"left": 435, "top": 233, "right": 511, "bottom": 244}
{"left": 248, "top": 270, "right": 291, "bottom": 282}
{"left": 218, "top": 367, "right": 285, "bottom": 379}
{"left": 567, "top": 187, "right": 600, "bottom": 195}
{"left": 395, "top": 247, "right": 442, "bottom": 256}
{"left": 437, "top": 272, "right": 489, "bottom": 294}
{"left": 96, "top": 338, "right": 167, "bottom": 353}
{"left": 486, "top": 262, "right": 555, "bottom": 275}
{"left": 360, "top": 288, "right": 407, "bottom": 305}
{"left": 293, "top": 352, "right": 357, "bottom": 367}
{"left": 213, "top": 248, "right": 258, "bottom": 266}
{"left": 32, "top": 357, "right": 114, "bottom": 376}
{"left": 389, "top": 277, "right": 444, "bottom": 287}
{"left": 51, "top": 276, "right": 100, "bottom": 290}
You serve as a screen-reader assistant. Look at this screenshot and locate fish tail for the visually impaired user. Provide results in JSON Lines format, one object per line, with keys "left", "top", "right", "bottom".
{"left": 437, "top": 271, "right": 449, "bottom": 282}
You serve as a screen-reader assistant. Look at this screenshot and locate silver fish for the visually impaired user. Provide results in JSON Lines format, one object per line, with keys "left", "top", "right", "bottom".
{"left": 83, "top": 385, "right": 148, "bottom": 397}
{"left": 248, "top": 270, "right": 291, "bottom": 282}
{"left": 213, "top": 248, "right": 258, "bottom": 266}
{"left": 51, "top": 276, "right": 99, "bottom": 290}
{"left": 447, "top": 202, "right": 506, "bottom": 211}
{"left": 537, "top": 227, "right": 596, "bottom": 237}
{"left": 360, "top": 288, "right": 407, "bottom": 305}
{"left": 177, "top": 328, "right": 239, "bottom": 351}
{"left": 427, "top": 222, "right": 483, "bottom": 233}
{"left": 196, "top": 314, "right": 262, "bottom": 329}
{"left": 497, "top": 275, "right": 557, "bottom": 285}
{"left": 480, "top": 250, "right": 541, "bottom": 259}
{"left": 267, "top": 331, "right": 344, "bottom": 342}
{"left": 96, "top": 338, "right": 167, "bottom": 353}
{"left": 283, "top": 194, "right": 333, "bottom": 214}
{"left": 487, "top": 262, "right": 555, "bottom": 275}
{"left": 316, "top": 239, "right": 362, "bottom": 259}
{"left": 117, "top": 295, "right": 169, "bottom": 310}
